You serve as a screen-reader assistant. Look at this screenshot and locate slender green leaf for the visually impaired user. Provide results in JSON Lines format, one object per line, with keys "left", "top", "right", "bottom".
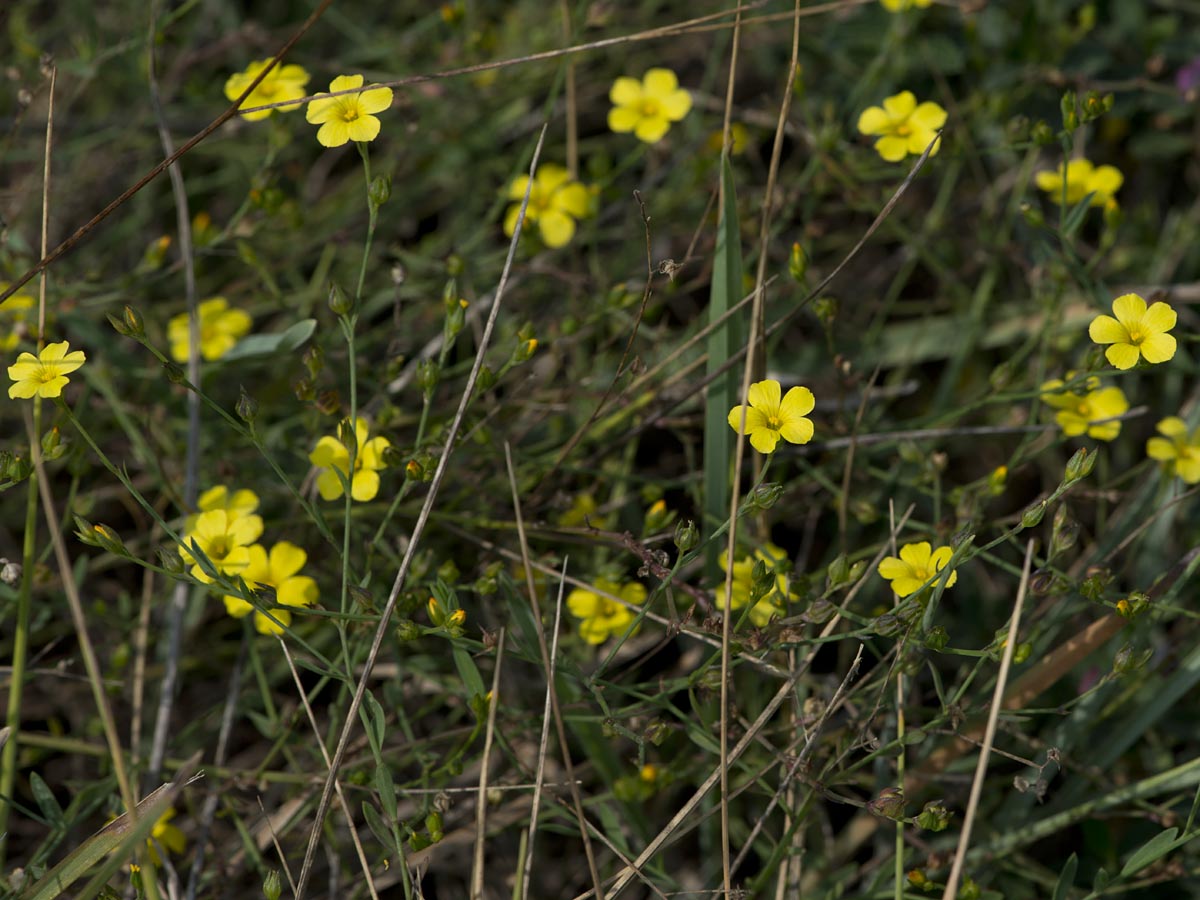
{"left": 453, "top": 644, "right": 486, "bottom": 700}
{"left": 1052, "top": 853, "right": 1076, "bottom": 900}
{"left": 29, "top": 773, "right": 65, "bottom": 828}
{"left": 362, "top": 800, "right": 398, "bottom": 856}
{"left": 362, "top": 689, "right": 386, "bottom": 753}
{"left": 1120, "top": 827, "right": 1180, "bottom": 877}
{"left": 221, "top": 318, "right": 317, "bottom": 361}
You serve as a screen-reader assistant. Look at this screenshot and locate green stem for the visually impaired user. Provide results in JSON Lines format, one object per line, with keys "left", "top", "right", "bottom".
{"left": 0, "top": 400, "right": 41, "bottom": 865}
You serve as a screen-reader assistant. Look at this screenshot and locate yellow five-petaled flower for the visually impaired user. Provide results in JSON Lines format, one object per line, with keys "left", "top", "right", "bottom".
{"left": 1147, "top": 417, "right": 1200, "bottom": 484}
{"left": 309, "top": 417, "right": 391, "bottom": 502}
{"left": 168, "top": 297, "right": 252, "bottom": 363}
{"left": 1035, "top": 159, "right": 1123, "bottom": 207}
{"left": 727, "top": 379, "right": 815, "bottom": 454}
{"left": 224, "top": 59, "right": 310, "bottom": 121}
{"left": 7, "top": 341, "right": 86, "bottom": 399}
{"left": 878, "top": 541, "right": 958, "bottom": 598}
{"left": 608, "top": 68, "right": 692, "bottom": 144}
{"left": 504, "top": 164, "right": 591, "bottom": 248}
{"left": 857, "top": 91, "right": 947, "bottom": 162}
{"left": 1041, "top": 377, "right": 1129, "bottom": 442}
{"left": 305, "top": 74, "right": 394, "bottom": 148}
{"left": 223, "top": 541, "right": 319, "bottom": 635}
{"left": 1088, "top": 293, "right": 1176, "bottom": 370}
{"left": 567, "top": 578, "right": 646, "bottom": 645}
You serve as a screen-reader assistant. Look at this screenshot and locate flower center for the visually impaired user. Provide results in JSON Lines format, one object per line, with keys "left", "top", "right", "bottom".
{"left": 209, "top": 537, "right": 231, "bottom": 559}
{"left": 36, "top": 365, "right": 57, "bottom": 384}
{"left": 600, "top": 599, "right": 619, "bottom": 618}
{"left": 341, "top": 106, "right": 362, "bottom": 123}
{"left": 1076, "top": 400, "right": 1092, "bottom": 419}
{"left": 640, "top": 99, "right": 662, "bottom": 118}
{"left": 1126, "top": 327, "right": 1144, "bottom": 344}
{"left": 766, "top": 414, "right": 783, "bottom": 430}
{"left": 895, "top": 123, "right": 912, "bottom": 136}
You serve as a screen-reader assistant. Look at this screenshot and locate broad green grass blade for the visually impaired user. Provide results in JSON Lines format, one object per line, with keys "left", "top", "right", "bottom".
{"left": 22, "top": 781, "right": 179, "bottom": 900}
{"left": 703, "top": 153, "right": 744, "bottom": 581}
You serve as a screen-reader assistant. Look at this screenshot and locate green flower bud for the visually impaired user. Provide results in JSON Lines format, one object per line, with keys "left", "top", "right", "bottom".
{"left": 74, "top": 516, "right": 98, "bottom": 546}
{"left": 788, "top": 242, "right": 808, "bottom": 283}
{"left": 237, "top": 387, "right": 259, "bottom": 425}
{"left": 157, "top": 546, "right": 185, "bottom": 575}
{"left": 644, "top": 719, "right": 670, "bottom": 746}
{"left": 512, "top": 337, "right": 538, "bottom": 364}
{"left": 293, "top": 375, "right": 315, "bottom": 402}
{"left": 263, "top": 870, "right": 282, "bottom": 900}
{"left": 1081, "top": 91, "right": 1113, "bottom": 122}
{"left": 743, "top": 482, "right": 783, "bottom": 513}
{"left": 476, "top": 364, "right": 496, "bottom": 391}
{"left": 395, "top": 619, "right": 421, "bottom": 641}
{"left": 826, "top": 554, "right": 849, "bottom": 589}
{"left": 328, "top": 282, "right": 353, "bottom": 316}
{"left": 445, "top": 298, "right": 467, "bottom": 341}
{"left": 368, "top": 174, "right": 392, "bottom": 212}
{"left": 1050, "top": 504, "right": 1079, "bottom": 559}
{"left": 417, "top": 358, "right": 440, "bottom": 395}
{"left": 164, "top": 361, "right": 186, "bottom": 384}
{"left": 303, "top": 345, "right": 324, "bottom": 378}
{"left": 1080, "top": 566, "right": 1113, "bottom": 601}
{"left": 1060, "top": 90, "right": 1079, "bottom": 131}
{"left": 673, "top": 519, "right": 699, "bottom": 553}
{"left": 425, "top": 811, "right": 444, "bottom": 843}
{"left": 1020, "top": 501, "right": 1046, "bottom": 529}
{"left": 446, "top": 253, "right": 465, "bottom": 276}
{"left": 1013, "top": 642, "right": 1033, "bottom": 664}
{"left": 91, "top": 524, "right": 126, "bottom": 555}
{"left": 338, "top": 418, "right": 357, "bottom": 451}
{"left": 1064, "top": 446, "right": 1097, "bottom": 483}
{"left": 1030, "top": 120, "right": 1056, "bottom": 146}
{"left": 960, "top": 875, "right": 981, "bottom": 900}
{"left": 915, "top": 799, "right": 953, "bottom": 832}
{"left": 924, "top": 625, "right": 949, "bottom": 651}
{"left": 1116, "top": 592, "right": 1150, "bottom": 620}
{"left": 40, "top": 426, "right": 64, "bottom": 461}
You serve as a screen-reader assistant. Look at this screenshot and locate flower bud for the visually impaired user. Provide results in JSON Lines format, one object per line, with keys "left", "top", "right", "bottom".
{"left": 960, "top": 876, "right": 981, "bottom": 900}
{"left": 476, "top": 365, "right": 496, "bottom": 391}
{"left": 1103, "top": 197, "right": 1122, "bottom": 232}
{"left": 337, "top": 418, "right": 357, "bottom": 451}
{"left": 1020, "top": 501, "right": 1045, "bottom": 529}
{"left": 867, "top": 786, "right": 905, "bottom": 820}
{"left": 328, "top": 282, "right": 353, "bottom": 316}
{"left": 826, "top": 554, "right": 849, "bottom": 589}
{"left": 1030, "top": 120, "right": 1055, "bottom": 146}
{"left": 1050, "top": 504, "right": 1079, "bottom": 558}
{"left": 164, "top": 361, "right": 186, "bottom": 384}
{"left": 908, "top": 869, "right": 930, "bottom": 889}
{"left": 1113, "top": 643, "right": 1150, "bottom": 676}
{"left": 512, "top": 337, "right": 538, "bottom": 364}
{"left": 924, "top": 625, "right": 949, "bottom": 651}
{"left": 644, "top": 719, "right": 670, "bottom": 745}
{"left": 743, "top": 482, "right": 783, "bottom": 513}
{"left": 1116, "top": 592, "right": 1149, "bottom": 620}
{"left": 157, "top": 546, "right": 185, "bottom": 575}
{"left": 263, "top": 870, "right": 282, "bottom": 900}
{"left": 368, "top": 174, "right": 392, "bottom": 212}
{"left": 1081, "top": 90, "right": 1113, "bottom": 122}
{"left": 405, "top": 458, "right": 424, "bottom": 480}
{"left": 445, "top": 298, "right": 467, "bottom": 341}
{"left": 1080, "top": 566, "right": 1113, "bottom": 601}
{"left": 1060, "top": 89, "right": 1079, "bottom": 131}
{"left": 416, "top": 358, "right": 440, "bottom": 395}
{"left": 1013, "top": 642, "right": 1033, "bottom": 664}
{"left": 788, "top": 242, "right": 808, "bottom": 283}
{"left": 987, "top": 465, "right": 1008, "bottom": 496}
{"left": 237, "top": 387, "right": 259, "bottom": 425}
{"left": 92, "top": 524, "right": 126, "bottom": 555}
{"left": 673, "top": 519, "right": 699, "bottom": 553}
{"left": 1064, "top": 446, "right": 1097, "bottom": 483}
{"left": 303, "top": 345, "right": 324, "bottom": 378}
{"left": 40, "top": 426, "right": 64, "bottom": 461}
{"left": 424, "top": 810, "right": 444, "bottom": 842}
{"left": 395, "top": 619, "right": 421, "bottom": 641}
{"left": 813, "top": 296, "right": 838, "bottom": 329}
{"left": 643, "top": 498, "right": 672, "bottom": 533}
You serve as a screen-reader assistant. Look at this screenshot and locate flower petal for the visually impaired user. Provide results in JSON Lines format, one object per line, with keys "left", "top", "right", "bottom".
{"left": 778, "top": 417, "right": 814, "bottom": 445}
{"left": 910, "top": 102, "right": 947, "bottom": 130}
{"left": 609, "top": 77, "right": 643, "bottom": 106}
{"left": 1139, "top": 332, "right": 1176, "bottom": 365}
{"left": 538, "top": 209, "right": 576, "bottom": 248}
{"left": 659, "top": 88, "right": 692, "bottom": 121}
{"left": 1111, "top": 293, "right": 1147, "bottom": 330}
{"left": 1157, "top": 417, "right": 1188, "bottom": 438}
{"left": 748, "top": 426, "right": 780, "bottom": 454}
{"left": 351, "top": 469, "right": 380, "bottom": 502}
{"left": 899, "top": 542, "right": 932, "bottom": 570}
{"left": 607, "top": 106, "right": 640, "bottom": 134}
{"left": 643, "top": 68, "right": 680, "bottom": 96}
{"left": 1147, "top": 436, "right": 1179, "bottom": 462}
{"left": 748, "top": 379, "right": 781, "bottom": 413}
{"left": 882, "top": 91, "right": 916, "bottom": 120}
{"left": 316, "top": 469, "right": 345, "bottom": 500}
{"left": 857, "top": 106, "right": 889, "bottom": 135}
{"left": 1104, "top": 342, "right": 1140, "bottom": 370}
{"left": 878, "top": 557, "right": 911, "bottom": 580}
{"left": 1088, "top": 314, "right": 1127, "bottom": 345}
{"left": 310, "top": 435, "right": 348, "bottom": 468}
{"left": 269, "top": 541, "right": 307, "bottom": 579}
{"left": 346, "top": 115, "right": 382, "bottom": 143}
{"left": 1142, "top": 301, "right": 1177, "bottom": 335}
{"left": 567, "top": 588, "right": 600, "bottom": 619}
{"left": 357, "top": 86, "right": 394, "bottom": 115}
{"left": 779, "top": 385, "right": 816, "bottom": 418}
{"left": 634, "top": 115, "right": 671, "bottom": 143}
{"left": 875, "top": 135, "right": 909, "bottom": 162}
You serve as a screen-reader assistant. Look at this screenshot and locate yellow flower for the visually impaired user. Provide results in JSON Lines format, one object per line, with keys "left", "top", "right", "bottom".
{"left": 1147, "top": 417, "right": 1200, "bottom": 484}
{"left": 880, "top": 0, "right": 932, "bottom": 9}
{"left": 567, "top": 578, "right": 646, "bottom": 645}
{"left": 0, "top": 284, "right": 34, "bottom": 352}
{"left": 309, "top": 417, "right": 391, "bottom": 502}
{"left": 857, "top": 91, "right": 947, "bottom": 162}
{"left": 181, "top": 508, "right": 263, "bottom": 583}
{"left": 185, "top": 485, "right": 261, "bottom": 533}
{"left": 705, "top": 121, "right": 750, "bottom": 155}
{"left": 1088, "top": 293, "right": 1177, "bottom": 370}
{"left": 7, "top": 341, "right": 86, "bottom": 399}
{"left": 305, "top": 74, "right": 394, "bottom": 148}
{"left": 715, "top": 543, "right": 795, "bottom": 627}
{"left": 1035, "top": 159, "right": 1123, "bottom": 206}
{"left": 503, "top": 164, "right": 590, "bottom": 248}
{"left": 1041, "top": 379, "right": 1129, "bottom": 441}
{"left": 608, "top": 68, "right": 692, "bottom": 144}
{"left": 224, "top": 59, "right": 310, "bottom": 121}
{"left": 878, "top": 541, "right": 958, "bottom": 598}
{"left": 727, "top": 379, "right": 815, "bottom": 454}
{"left": 223, "top": 541, "right": 319, "bottom": 635}
{"left": 167, "top": 297, "right": 252, "bottom": 362}
{"left": 145, "top": 807, "right": 186, "bottom": 865}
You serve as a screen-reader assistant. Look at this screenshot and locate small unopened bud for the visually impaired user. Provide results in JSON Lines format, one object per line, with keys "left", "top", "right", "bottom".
{"left": 368, "top": 174, "right": 391, "bottom": 211}
{"left": 826, "top": 554, "right": 849, "bottom": 589}
{"left": 74, "top": 516, "right": 98, "bottom": 545}
{"left": 867, "top": 786, "right": 905, "bottom": 820}
{"left": 123, "top": 306, "right": 145, "bottom": 338}
{"left": 1060, "top": 89, "right": 1079, "bottom": 131}
{"left": 395, "top": 619, "right": 421, "bottom": 641}
{"left": 237, "top": 387, "right": 259, "bottom": 424}
{"left": 263, "top": 870, "right": 282, "bottom": 900}
{"left": 908, "top": 869, "right": 930, "bottom": 889}
{"left": 1050, "top": 505, "right": 1079, "bottom": 558}
{"left": 513, "top": 337, "right": 538, "bottom": 363}
{"left": 1031, "top": 120, "right": 1055, "bottom": 146}
{"left": 788, "top": 242, "right": 808, "bottom": 283}
{"left": 813, "top": 296, "right": 838, "bottom": 328}
{"left": 960, "top": 876, "right": 982, "bottom": 900}
{"left": 1116, "top": 591, "right": 1150, "bottom": 619}
{"left": 328, "top": 282, "right": 353, "bottom": 316}
{"left": 644, "top": 719, "right": 670, "bottom": 745}
{"left": 164, "top": 361, "right": 186, "bottom": 384}
{"left": 427, "top": 596, "right": 446, "bottom": 627}
{"left": 924, "top": 625, "right": 949, "bottom": 651}
{"left": 916, "top": 799, "right": 953, "bottom": 832}
{"left": 1020, "top": 502, "right": 1046, "bottom": 529}
{"left": 40, "top": 426, "right": 63, "bottom": 461}
{"left": 644, "top": 498, "right": 671, "bottom": 533}
{"left": 447, "top": 608, "right": 466, "bottom": 627}
{"left": 445, "top": 298, "right": 467, "bottom": 341}
{"left": 424, "top": 811, "right": 444, "bottom": 842}
{"left": 405, "top": 458, "right": 424, "bottom": 480}
{"left": 1081, "top": 90, "right": 1113, "bottom": 122}
{"left": 1020, "top": 201, "right": 1045, "bottom": 229}
{"left": 157, "top": 546, "right": 185, "bottom": 575}
{"left": 1013, "top": 642, "right": 1033, "bottom": 664}
{"left": 476, "top": 365, "right": 496, "bottom": 391}
{"left": 743, "top": 482, "right": 783, "bottom": 513}
{"left": 91, "top": 524, "right": 126, "bottom": 555}
{"left": 1103, "top": 197, "right": 1122, "bottom": 232}
{"left": 1113, "top": 643, "right": 1151, "bottom": 676}
{"left": 416, "top": 358, "right": 440, "bottom": 394}
{"left": 303, "top": 345, "right": 325, "bottom": 378}
{"left": 987, "top": 465, "right": 1008, "bottom": 495}
{"left": 338, "top": 418, "right": 357, "bottom": 451}
{"left": 1080, "top": 566, "right": 1113, "bottom": 601}
{"left": 1064, "top": 446, "right": 1097, "bottom": 483}
{"left": 673, "top": 519, "right": 699, "bottom": 553}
